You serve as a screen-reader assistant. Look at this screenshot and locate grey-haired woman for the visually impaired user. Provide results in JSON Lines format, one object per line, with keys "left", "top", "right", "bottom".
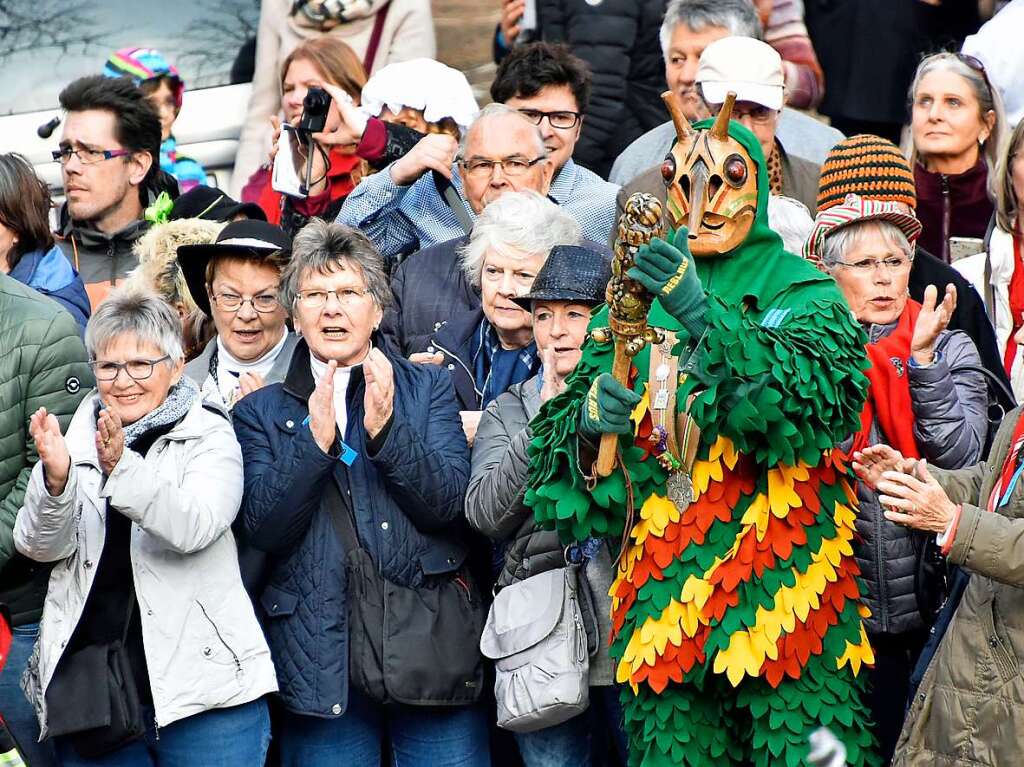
{"left": 14, "top": 288, "right": 277, "bottom": 766}
{"left": 232, "top": 219, "right": 489, "bottom": 766}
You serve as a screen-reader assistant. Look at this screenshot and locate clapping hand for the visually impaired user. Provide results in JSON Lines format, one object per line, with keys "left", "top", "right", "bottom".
{"left": 363, "top": 349, "right": 395, "bottom": 439}
{"left": 238, "top": 372, "right": 266, "bottom": 399}
{"left": 852, "top": 444, "right": 918, "bottom": 490}
{"left": 96, "top": 406, "right": 125, "bottom": 476}
{"left": 876, "top": 459, "right": 959, "bottom": 534}
{"left": 308, "top": 360, "right": 338, "bottom": 453}
{"left": 911, "top": 283, "right": 956, "bottom": 366}
{"left": 29, "top": 407, "right": 71, "bottom": 496}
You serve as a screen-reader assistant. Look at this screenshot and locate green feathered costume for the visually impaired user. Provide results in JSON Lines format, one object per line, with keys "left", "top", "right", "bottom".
{"left": 525, "top": 120, "right": 879, "bottom": 767}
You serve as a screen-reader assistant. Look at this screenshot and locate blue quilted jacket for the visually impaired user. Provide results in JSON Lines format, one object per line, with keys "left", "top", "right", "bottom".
{"left": 232, "top": 339, "right": 471, "bottom": 718}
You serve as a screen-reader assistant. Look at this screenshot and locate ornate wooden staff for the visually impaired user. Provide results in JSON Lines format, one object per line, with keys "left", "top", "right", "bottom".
{"left": 591, "top": 192, "right": 666, "bottom": 478}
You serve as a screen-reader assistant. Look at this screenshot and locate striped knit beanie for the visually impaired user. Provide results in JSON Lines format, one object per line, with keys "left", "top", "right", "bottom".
{"left": 103, "top": 48, "right": 184, "bottom": 110}
{"left": 803, "top": 193, "right": 923, "bottom": 267}
{"left": 816, "top": 134, "right": 917, "bottom": 213}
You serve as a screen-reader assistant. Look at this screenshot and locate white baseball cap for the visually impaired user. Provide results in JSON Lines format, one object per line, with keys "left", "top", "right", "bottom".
{"left": 696, "top": 37, "right": 785, "bottom": 111}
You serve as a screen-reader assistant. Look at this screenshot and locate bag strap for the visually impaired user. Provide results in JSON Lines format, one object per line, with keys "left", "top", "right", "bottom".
{"left": 362, "top": 2, "right": 391, "bottom": 74}
{"left": 322, "top": 473, "right": 363, "bottom": 555}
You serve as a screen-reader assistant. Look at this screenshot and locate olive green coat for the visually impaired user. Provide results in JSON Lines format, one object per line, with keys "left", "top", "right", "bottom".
{"left": 894, "top": 405, "right": 1024, "bottom": 767}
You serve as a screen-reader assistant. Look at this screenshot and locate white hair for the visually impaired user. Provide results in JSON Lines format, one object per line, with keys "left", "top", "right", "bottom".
{"left": 85, "top": 286, "right": 184, "bottom": 363}
{"left": 459, "top": 191, "right": 581, "bottom": 286}
{"left": 821, "top": 220, "right": 913, "bottom": 268}
{"left": 767, "top": 195, "right": 814, "bottom": 254}
{"left": 660, "top": 0, "right": 763, "bottom": 58}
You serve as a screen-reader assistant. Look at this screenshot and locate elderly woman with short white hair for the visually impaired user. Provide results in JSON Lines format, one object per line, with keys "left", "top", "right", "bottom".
{"left": 805, "top": 193, "right": 988, "bottom": 761}
{"left": 14, "top": 288, "right": 277, "bottom": 766}
{"left": 411, "top": 190, "right": 583, "bottom": 444}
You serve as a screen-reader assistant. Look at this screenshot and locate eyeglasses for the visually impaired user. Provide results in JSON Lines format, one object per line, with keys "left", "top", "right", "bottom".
{"left": 294, "top": 287, "right": 370, "bottom": 309}
{"left": 832, "top": 256, "right": 914, "bottom": 274}
{"left": 90, "top": 355, "right": 171, "bottom": 381}
{"left": 517, "top": 109, "right": 583, "bottom": 130}
{"left": 460, "top": 156, "right": 547, "bottom": 178}
{"left": 712, "top": 103, "right": 776, "bottom": 125}
{"left": 210, "top": 292, "right": 280, "bottom": 313}
{"left": 52, "top": 145, "right": 132, "bottom": 165}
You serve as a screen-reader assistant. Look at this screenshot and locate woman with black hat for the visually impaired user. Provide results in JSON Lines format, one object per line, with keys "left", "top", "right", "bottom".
{"left": 177, "top": 220, "right": 298, "bottom": 411}
{"left": 464, "top": 244, "right": 627, "bottom": 766}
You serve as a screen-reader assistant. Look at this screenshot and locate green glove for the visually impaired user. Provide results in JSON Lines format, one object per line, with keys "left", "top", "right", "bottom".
{"left": 626, "top": 228, "right": 707, "bottom": 339}
{"left": 579, "top": 373, "right": 642, "bottom": 439}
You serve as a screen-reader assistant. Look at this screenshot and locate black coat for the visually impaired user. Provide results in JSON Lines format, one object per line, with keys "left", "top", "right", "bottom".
{"left": 805, "top": 0, "right": 980, "bottom": 125}
{"left": 381, "top": 235, "right": 476, "bottom": 357}
{"left": 496, "top": 0, "right": 669, "bottom": 178}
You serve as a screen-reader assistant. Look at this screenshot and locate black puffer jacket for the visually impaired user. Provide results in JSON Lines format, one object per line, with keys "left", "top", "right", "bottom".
{"left": 536, "top": 0, "right": 669, "bottom": 179}
{"left": 850, "top": 326, "right": 987, "bottom": 637}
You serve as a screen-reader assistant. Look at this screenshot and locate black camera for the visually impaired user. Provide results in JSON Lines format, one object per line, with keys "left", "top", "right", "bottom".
{"left": 297, "top": 87, "right": 331, "bottom": 134}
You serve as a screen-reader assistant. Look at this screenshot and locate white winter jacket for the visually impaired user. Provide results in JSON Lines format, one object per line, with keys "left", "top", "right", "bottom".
{"left": 955, "top": 226, "right": 1023, "bottom": 399}
{"left": 13, "top": 393, "right": 277, "bottom": 738}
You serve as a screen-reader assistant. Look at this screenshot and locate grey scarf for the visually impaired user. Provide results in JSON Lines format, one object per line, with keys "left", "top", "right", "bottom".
{"left": 119, "top": 376, "right": 200, "bottom": 447}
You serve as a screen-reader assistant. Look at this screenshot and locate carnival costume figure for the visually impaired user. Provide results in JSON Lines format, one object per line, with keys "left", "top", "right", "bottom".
{"left": 525, "top": 94, "right": 879, "bottom": 767}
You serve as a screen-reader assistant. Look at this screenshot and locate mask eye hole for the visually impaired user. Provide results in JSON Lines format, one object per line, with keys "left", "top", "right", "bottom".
{"left": 660, "top": 154, "right": 676, "bottom": 186}
{"left": 724, "top": 154, "right": 748, "bottom": 187}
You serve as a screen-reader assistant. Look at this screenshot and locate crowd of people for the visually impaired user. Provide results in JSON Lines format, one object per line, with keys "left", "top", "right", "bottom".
{"left": 1, "top": 0, "right": 1024, "bottom": 766}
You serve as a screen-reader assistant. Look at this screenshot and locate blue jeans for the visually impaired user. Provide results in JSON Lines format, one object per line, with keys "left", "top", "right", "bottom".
{"left": 278, "top": 687, "right": 490, "bottom": 767}
{"left": 0, "top": 622, "right": 58, "bottom": 766}
{"left": 54, "top": 698, "right": 270, "bottom": 767}
{"left": 514, "top": 687, "right": 628, "bottom": 767}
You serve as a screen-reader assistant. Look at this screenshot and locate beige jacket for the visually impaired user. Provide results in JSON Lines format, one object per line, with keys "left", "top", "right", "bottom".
{"left": 230, "top": 0, "right": 436, "bottom": 197}
{"left": 14, "top": 394, "right": 277, "bottom": 737}
{"left": 894, "top": 406, "right": 1024, "bottom": 767}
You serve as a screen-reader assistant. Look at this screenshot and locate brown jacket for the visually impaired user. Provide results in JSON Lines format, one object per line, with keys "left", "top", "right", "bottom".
{"left": 894, "top": 406, "right": 1024, "bottom": 767}
{"left": 613, "top": 142, "right": 820, "bottom": 248}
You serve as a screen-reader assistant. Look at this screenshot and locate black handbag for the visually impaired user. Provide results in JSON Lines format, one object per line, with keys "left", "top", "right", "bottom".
{"left": 45, "top": 601, "right": 145, "bottom": 757}
{"left": 323, "top": 478, "right": 485, "bottom": 707}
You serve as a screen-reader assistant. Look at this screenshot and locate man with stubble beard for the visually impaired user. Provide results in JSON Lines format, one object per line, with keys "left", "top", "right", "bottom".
{"left": 54, "top": 75, "right": 163, "bottom": 309}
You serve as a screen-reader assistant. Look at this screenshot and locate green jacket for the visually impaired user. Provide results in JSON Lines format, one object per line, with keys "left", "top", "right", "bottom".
{"left": 895, "top": 406, "right": 1024, "bottom": 767}
{"left": 0, "top": 273, "right": 93, "bottom": 624}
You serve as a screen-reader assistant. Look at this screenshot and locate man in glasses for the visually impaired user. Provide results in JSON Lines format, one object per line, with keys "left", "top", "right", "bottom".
{"left": 337, "top": 42, "right": 618, "bottom": 263}
{"left": 53, "top": 76, "right": 163, "bottom": 309}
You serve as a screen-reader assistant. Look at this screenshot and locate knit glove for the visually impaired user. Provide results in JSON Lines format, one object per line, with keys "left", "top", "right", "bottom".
{"left": 626, "top": 228, "right": 707, "bottom": 340}
{"left": 579, "top": 373, "right": 642, "bottom": 439}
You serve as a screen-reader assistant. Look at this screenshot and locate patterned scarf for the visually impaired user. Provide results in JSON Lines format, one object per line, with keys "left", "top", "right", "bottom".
{"left": 120, "top": 376, "right": 200, "bottom": 448}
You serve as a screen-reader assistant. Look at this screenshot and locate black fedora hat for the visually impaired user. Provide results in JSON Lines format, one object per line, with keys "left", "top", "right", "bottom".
{"left": 513, "top": 245, "right": 612, "bottom": 309}
{"left": 177, "top": 220, "right": 291, "bottom": 317}
{"left": 170, "top": 186, "right": 267, "bottom": 223}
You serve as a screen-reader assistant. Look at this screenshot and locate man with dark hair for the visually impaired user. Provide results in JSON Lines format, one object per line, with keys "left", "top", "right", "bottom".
{"left": 54, "top": 75, "right": 163, "bottom": 308}
{"left": 493, "top": 2, "right": 670, "bottom": 179}
{"left": 337, "top": 43, "right": 618, "bottom": 261}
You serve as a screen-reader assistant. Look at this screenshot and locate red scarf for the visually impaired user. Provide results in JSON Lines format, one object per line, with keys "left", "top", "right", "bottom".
{"left": 1003, "top": 232, "right": 1024, "bottom": 374}
{"left": 255, "top": 150, "right": 362, "bottom": 226}
{"left": 851, "top": 300, "right": 922, "bottom": 459}
{"left": 987, "top": 410, "right": 1024, "bottom": 512}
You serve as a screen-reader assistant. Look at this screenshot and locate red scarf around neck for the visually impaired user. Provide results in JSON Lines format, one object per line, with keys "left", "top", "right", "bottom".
{"left": 851, "top": 300, "right": 922, "bottom": 459}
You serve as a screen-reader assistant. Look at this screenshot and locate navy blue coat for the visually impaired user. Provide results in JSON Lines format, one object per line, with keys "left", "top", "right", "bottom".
{"left": 232, "top": 339, "right": 471, "bottom": 718}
